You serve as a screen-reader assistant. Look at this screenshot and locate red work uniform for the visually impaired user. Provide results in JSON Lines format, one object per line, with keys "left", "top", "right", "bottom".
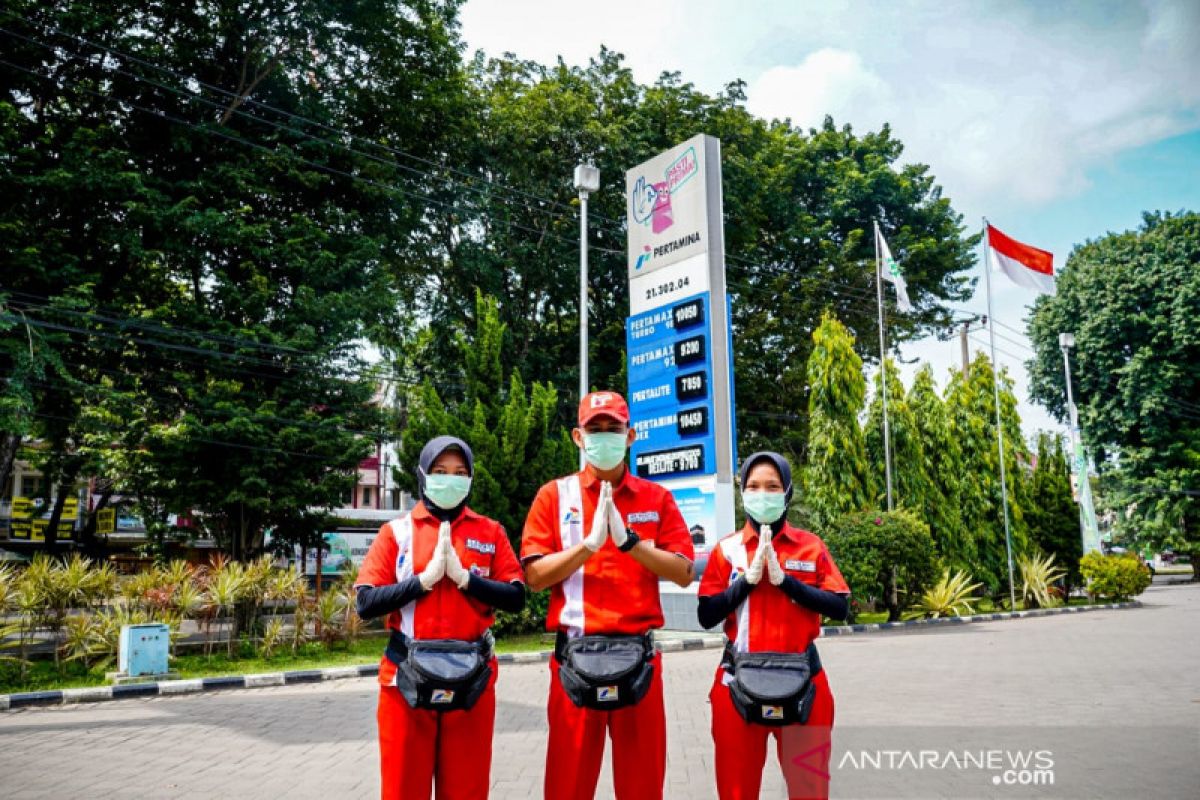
{"left": 521, "top": 467, "right": 694, "bottom": 800}
{"left": 357, "top": 502, "right": 523, "bottom": 800}
{"left": 699, "top": 522, "right": 850, "bottom": 800}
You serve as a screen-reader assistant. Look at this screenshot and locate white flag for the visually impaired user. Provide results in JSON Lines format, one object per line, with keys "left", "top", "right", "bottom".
{"left": 876, "top": 225, "right": 913, "bottom": 312}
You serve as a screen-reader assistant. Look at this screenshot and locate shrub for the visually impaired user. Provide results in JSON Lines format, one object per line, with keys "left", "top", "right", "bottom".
{"left": 825, "top": 509, "right": 939, "bottom": 622}
{"left": 492, "top": 588, "right": 550, "bottom": 638}
{"left": 1080, "top": 552, "right": 1151, "bottom": 601}
{"left": 910, "top": 568, "right": 982, "bottom": 619}
{"left": 1019, "top": 552, "right": 1067, "bottom": 609}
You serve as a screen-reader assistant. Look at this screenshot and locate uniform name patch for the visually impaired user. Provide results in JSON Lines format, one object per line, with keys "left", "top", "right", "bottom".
{"left": 597, "top": 686, "right": 620, "bottom": 702}
{"left": 627, "top": 511, "right": 659, "bottom": 524}
{"left": 786, "top": 560, "right": 817, "bottom": 572}
{"left": 466, "top": 538, "right": 496, "bottom": 554}
{"left": 431, "top": 689, "right": 455, "bottom": 704}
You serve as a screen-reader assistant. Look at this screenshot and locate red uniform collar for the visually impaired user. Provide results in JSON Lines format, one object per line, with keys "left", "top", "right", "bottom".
{"left": 411, "top": 501, "right": 477, "bottom": 524}
{"left": 578, "top": 465, "right": 635, "bottom": 496}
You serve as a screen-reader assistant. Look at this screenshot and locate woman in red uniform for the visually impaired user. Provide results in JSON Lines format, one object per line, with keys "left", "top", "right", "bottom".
{"left": 697, "top": 451, "right": 851, "bottom": 800}
{"left": 355, "top": 435, "right": 525, "bottom": 800}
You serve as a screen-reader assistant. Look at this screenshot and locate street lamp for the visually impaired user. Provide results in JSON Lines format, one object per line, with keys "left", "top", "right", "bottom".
{"left": 573, "top": 163, "right": 600, "bottom": 411}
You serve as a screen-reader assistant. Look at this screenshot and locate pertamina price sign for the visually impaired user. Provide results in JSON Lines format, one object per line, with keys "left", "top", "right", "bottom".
{"left": 625, "top": 134, "right": 737, "bottom": 547}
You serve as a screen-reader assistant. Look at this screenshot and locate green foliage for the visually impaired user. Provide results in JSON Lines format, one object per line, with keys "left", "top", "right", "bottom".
{"left": 905, "top": 365, "right": 971, "bottom": 570}
{"left": 1026, "top": 434, "right": 1084, "bottom": 593}
{"left": 0, "top": 0, "right": 464, "bottom": 559}
{"left": 944, "top": 355, "right": 1031, "bottom": 594}
{"left": 398, "top": 291, "right": 577, "bottom": 540}
{"left": 1079, "top": 552, "right": 1152, "bottom": 601}
{"left": 1028, "top": 212, "right": 1200, "bottom": 573}
{"left": 492, "top": 589, "right": 551, "bottom": 638}
{"left": 804, "top": 314, "right": 873, "bottom": 525}
{"left": 419, "top": 49, "right": 976, "bottom": 458}
{"left": 1018, "top": 552, "right": 1068, "bottom": 609}
{"left": 909, "top": 568, "right": 983, "bottom": 619}
{"left": 825, "top": 509, "right": 939, "bottom": 622}
{"left": 865, "top": 358, "right": 923, "bottom": 510}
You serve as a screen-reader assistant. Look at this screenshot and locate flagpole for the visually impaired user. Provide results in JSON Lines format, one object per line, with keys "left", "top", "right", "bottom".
{"left": 874, "top": 220, "right": 894, "bottom": 511}
{"left": 982, "top": 218, "right": 1017, "bottom": 611}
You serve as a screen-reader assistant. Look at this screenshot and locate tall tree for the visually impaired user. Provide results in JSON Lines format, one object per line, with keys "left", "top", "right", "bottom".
{"left": 1026, "top": 433, "right": 1083, "bottom": 594}
{"left": 1027, "top": 211, "right": 1200, "bottom": 579}
{"left": 420, "top": 49, "right": 977, "bottom": 463}
{"left": 803, "top": 313, "right": 873, "bottom": 525}
{"left": 397, "top": 291, "right": 577, "bottom": 540}
{"left": 905, "top": 365, "right": 971, "bottom": 572}
{"left": 0, "top": 1, "right": 468, "bottom": 558}
{"left": 864, "top": 358, "right": 923, "bottom": 511}
{"left": 945, "top": 353, "right": 1031, "bottom": 596}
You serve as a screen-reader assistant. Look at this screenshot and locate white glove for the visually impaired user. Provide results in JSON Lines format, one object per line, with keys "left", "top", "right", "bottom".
{"left": 583, "top": 482, "right": 611, "bottom": 552}
{"left": 443, "top": 535, "right": 470, "bottom": 589}
{"left": 418, "top": 522, "right": 450, "bottom": 590}
{"left": 607, "top": 492, "right": 629, "bottom": 549}
{"left": 763, "top": 536, "right": 785, "bottom": 586}
{"left": 745, "top": 535, "right": 768, "bottom": 585}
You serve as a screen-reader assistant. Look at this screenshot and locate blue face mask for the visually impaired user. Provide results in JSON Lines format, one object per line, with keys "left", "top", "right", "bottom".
{"left": 422, "top": 471, "right": 472, "bottom": 509}
{"left": 743, "top": 490, "right": 788, "bottom": 524}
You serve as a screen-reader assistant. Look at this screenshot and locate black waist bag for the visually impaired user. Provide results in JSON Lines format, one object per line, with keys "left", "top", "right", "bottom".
{"left": 555, "top": 632, "right": 655, "bottom": 710}
{"left": 726, "top": 642, "right": 822, "bottom": 726}
{"left": 387, "top": 631, "right": 493, "bottom": 712}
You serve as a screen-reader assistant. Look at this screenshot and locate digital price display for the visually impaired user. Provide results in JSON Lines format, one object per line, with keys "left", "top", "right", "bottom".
{"left": 628, "top": 292, "right": 717, "bottom": 479}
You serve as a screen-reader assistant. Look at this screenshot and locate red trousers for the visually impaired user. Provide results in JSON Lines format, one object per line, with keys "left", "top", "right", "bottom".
{"left": 710, "top": 667, "right": 836, "bottom": 800}
{"left": 376, "top": 660, "right": 498, "bottom": 800}
{"left": 543, "top": 652, "right": 667, "bottom": 800}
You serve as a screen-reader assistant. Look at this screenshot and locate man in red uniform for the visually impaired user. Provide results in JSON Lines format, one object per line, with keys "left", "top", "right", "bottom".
{"left": 698, "top": 451, "right": 851, "bottom": 800}
{"left": 356, "top": 435, "right": 525, "bottom": 800}
{"left": 522, "top": 391, "right": 695, "bottom": 800}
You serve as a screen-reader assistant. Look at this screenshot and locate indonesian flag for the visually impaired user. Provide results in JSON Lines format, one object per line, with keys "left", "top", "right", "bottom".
{"left": 987, "top": 224, "right": 1055, "bottom": 295}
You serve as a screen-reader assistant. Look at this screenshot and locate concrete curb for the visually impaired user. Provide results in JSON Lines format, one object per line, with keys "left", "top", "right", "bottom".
{"left": 0, "top": 600, "right": 1141, "bottom": 710}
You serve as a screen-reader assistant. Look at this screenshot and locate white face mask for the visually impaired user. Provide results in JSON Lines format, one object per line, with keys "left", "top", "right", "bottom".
{"left": 421, "top": 470, "right": 471, "bottom": 509}
{"left": 742, "top": 490, "right": 788, "bottom": 524}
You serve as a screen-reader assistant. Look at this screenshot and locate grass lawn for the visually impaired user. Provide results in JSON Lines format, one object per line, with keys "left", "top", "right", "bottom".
{"left": 0, "top": 631, "right": 555, "bottom": 695}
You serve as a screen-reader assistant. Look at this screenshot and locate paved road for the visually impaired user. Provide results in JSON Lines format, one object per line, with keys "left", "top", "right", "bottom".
{"left": 2, "top": 580, "right": 1197, "bottom": 799}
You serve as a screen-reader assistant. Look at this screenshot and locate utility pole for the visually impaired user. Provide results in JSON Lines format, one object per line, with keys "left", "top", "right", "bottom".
{"left": 959, "top": 315, "right": 987, "bottom": 376}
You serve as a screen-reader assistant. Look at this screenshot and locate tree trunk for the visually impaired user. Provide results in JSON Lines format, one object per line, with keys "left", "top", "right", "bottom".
{"left": 78, "top": 488, "right": 113, "bottom": 558}
{"left": 43, "top": 489, "right": 67, "bottom": 556}
{"left": 886, "top": 566, "right": 901, "bottom": 621}
{"left": 0, "top": 433, "right": 21, "bottom": 499}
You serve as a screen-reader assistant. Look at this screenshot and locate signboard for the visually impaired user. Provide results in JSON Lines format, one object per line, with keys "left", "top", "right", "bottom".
{"left": 8, "top": 495, "right": 77, "bottom": 540}
{"left": 97, "top": 508, "right": 116, "bottom": 534}
{"left": 295, "top": 531, "right": 378, "bottom": 576}
{"left": 626, "top": 134, "right": 737, "bottom": 548}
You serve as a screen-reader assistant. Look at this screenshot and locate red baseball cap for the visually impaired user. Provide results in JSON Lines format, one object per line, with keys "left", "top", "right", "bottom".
{"left": 578, "top": 391, "right": 630, "bottom": 426}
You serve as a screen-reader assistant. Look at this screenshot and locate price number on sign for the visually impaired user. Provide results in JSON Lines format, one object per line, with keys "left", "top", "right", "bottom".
{"left": 676, "top": 407, "right": 709, "bottom": 437}
{"left": 671, "top": 298, "right": 704, "bottom": 330}
{"left": 675, "top": 371, "right": 708, "bottom": 401}
{"left": 673, "top": 335, "right": 706, "bottom": 366}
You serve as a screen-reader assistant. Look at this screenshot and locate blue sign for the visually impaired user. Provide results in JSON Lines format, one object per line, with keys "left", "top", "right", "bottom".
{"left": 627, "top": 291, "right": 717, "bottom": 479}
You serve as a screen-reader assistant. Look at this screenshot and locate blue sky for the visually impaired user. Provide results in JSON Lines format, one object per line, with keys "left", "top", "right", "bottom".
{"left": 458, "top": 0, "right": 1200, "bottom": 436}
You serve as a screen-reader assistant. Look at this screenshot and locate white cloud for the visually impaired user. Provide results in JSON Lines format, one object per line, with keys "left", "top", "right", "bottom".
{"left": 748, "top": 49, "right": 890, "bottom": 131}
